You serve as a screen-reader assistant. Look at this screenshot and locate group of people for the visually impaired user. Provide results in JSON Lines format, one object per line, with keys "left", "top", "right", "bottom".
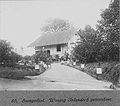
{"left": 35, "top": 58, "right": 52, "bottom": 69}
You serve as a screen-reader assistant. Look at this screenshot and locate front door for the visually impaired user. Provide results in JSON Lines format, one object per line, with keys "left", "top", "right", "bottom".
{"left": 47, "top": 50, "right": 50, "bottom": 56}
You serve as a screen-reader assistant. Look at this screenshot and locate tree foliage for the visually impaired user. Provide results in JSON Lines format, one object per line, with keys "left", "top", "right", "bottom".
{"left": 73, "top": 25, "right": 103, "bottom": 63}
{"left": 23, "top": 55, "right": 31, "bottom": 63}
{"left": 96, "top": 0, "right": 119, "bottom": 61}
{"left": 73, "top": 0, "right": 119, "bottom": 63}
{"left": 97, "top": 0, "right": 119, "bottom": 43}
{"left": 33, "top": 50, "right": 48, "bottom": 64}
{"left": 0, "top": 40, "right": 22, "bottom": 66}
{"left": 41, "top": 18, "right": 72, "bottom": 32}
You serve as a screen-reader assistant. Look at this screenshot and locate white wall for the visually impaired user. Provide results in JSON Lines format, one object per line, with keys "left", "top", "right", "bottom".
{"left": 35, "top": 34, "right": 80, "bottom": 56}
{"left": 35, "top": 44, "right": 68, "bottom": 56}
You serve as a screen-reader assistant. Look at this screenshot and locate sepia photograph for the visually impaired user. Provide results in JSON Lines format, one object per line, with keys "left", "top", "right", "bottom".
{"left": 0, "top": 0, "right": 119, "bottom": 92}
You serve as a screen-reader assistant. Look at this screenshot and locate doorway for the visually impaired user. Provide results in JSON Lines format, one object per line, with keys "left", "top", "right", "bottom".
{"left": 47, "top": 50, "right": 50, "bottom": 56}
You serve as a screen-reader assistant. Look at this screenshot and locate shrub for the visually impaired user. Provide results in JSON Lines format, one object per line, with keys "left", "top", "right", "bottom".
{"left": 83, "top": 62, "right": 120, "bottom": 84}
{"left": 0, "top": 65, "right": 46, "bottom": 79}
{"left": 102, "top": 63, "right": 120, "bottom": 85}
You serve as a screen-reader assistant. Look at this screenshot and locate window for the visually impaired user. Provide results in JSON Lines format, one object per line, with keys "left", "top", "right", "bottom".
{"left": 57, "top": 45, "right": 61, "bottom": 52}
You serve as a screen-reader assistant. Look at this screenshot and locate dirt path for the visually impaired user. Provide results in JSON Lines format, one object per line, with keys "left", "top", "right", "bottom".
{"left": 0, "top": 63, "right": 112, "bottom": 90}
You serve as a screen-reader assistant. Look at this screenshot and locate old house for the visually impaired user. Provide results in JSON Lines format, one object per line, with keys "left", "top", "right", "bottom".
{"left": 28, "top": 29, "right": 79, "bottom": 57}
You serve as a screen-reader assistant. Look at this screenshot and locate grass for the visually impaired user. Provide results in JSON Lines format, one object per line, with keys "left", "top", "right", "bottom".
{"left": 83, "top": 62, "right": 119, "bottom": 81}
{"left": 0, "top": 65, "right": 46, "bottom": 80}
{"left": 63, "top": 61, "right": 120, "bottom": 83}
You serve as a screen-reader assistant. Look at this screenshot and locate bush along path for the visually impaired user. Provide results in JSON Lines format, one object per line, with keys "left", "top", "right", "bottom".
{"left": 62, "top": 61, "right": 120, "bottom": 89}
{"left": 0, "top": 64, "right": 46, "bottom": 80}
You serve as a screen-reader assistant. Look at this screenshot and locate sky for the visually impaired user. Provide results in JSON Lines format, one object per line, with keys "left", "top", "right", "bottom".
{"left": 0, "top": 0, "right": 111, "bottom": 56}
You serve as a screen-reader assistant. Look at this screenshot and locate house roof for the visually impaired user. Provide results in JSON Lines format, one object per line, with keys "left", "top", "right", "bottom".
{"left": 28, "top": 29, "right": 77, "bottom": 47}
